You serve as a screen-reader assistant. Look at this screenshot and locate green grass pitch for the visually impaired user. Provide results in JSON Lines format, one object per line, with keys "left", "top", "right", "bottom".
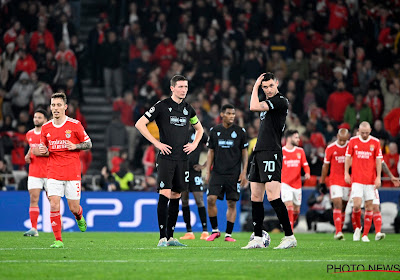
{"left": 0, "top": 232, "right": 399, "bottom": 279}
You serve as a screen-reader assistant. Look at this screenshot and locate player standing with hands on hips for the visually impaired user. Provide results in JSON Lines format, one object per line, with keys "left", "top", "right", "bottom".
{"left": 135, "top": 75, "right": 204, "bottom": 247}
{"left": 242, "top": 72, "right": 297, "bottom": 249}
{"left": 39, "top": 92, "right": 91, "bottom": 248}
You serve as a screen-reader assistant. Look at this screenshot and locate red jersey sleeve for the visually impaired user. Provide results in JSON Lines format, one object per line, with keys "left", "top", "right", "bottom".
{"left": 345, "top": 139, "right": 354, "bottom": 157}
{"left": 301, "top": 149, "right": 310, "bottom": 174}
{"left": 75, "top": 122, "right": 90, "bottom": 143}
{"left": 324, "top": 145, "right": 332, "bottom": 164}
{"left": 40, "top": 125, "right": 48, "bottom": 146}
{"left": 376, "top": 143, "right": 383, "bottom": 159}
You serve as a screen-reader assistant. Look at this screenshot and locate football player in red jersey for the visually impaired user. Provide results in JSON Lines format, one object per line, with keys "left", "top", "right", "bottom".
{"left": 23, "top": 109, "right": 49, "bottom": 237}
{"left": 345, "top": 122, "right": 382, "bottom": 242}
{"left": 39, "top": 92, "right": 92, "bottom": 248}
{"left": 281, "top": 129, "right": 310, "bottom": 230}
{"left": 320, "top": 128, "right": 350, "bottom": 240}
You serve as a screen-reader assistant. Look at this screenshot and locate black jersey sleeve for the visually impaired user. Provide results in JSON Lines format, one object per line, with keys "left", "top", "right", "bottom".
{"left": 266, "top": 95, "right": 289, "bottom": 112}
{"left": 206, "top": 128, "right": 216, "bottom": 149}
{"left": 240, "top": 127, "right": 249, "bottom": 150}
{"left": 144, "top": 101, "right": 162, "bottom": 122}
{"left": 188, "top": 104, "right": 199, "bottom": 125}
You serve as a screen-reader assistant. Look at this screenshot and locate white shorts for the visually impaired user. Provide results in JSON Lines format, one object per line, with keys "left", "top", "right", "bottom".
{"left": 350, "top": 183, "right": 376, "bottom": 202}
{"left": 373, "top": 188, "right": 380, "bottom": 205}
{"left": 27, "top": 176, "right": 48, "bottom": 192}
{"left": 281, "top": 183, "right": 302, "bottom": 205}
{"left": 330, "top": 185, "right": 351, "bottom": 201}
{"left": 47, "top": 179, "right": 81, "bottom": 200}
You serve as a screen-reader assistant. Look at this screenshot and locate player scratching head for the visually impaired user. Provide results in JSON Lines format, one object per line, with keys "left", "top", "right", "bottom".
{"left": 261, "top": 72, "right": 279, "bottom": 99}
{"left": 220, "top": 104, "right": 235, "bottom": 128}
{"left": 50, "top": 92, "right": 68, "bottom": 122}
{"left": 33, "top": 108, "right": 48, "bottom": 128}
{"left": 358, "top": 121, "right": 371, "bottom": 141}
{"left": 284, "top": 129, "right": 300, "bottom": 149}
{"left": 170, "top": 74, "right": 188, "bottom": 103}
{"left": 337, "top": 128, "right": 350, "bottom": 146}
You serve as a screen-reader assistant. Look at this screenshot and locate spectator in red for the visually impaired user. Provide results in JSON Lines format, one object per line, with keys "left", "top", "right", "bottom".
{"left": 111, "top": 150, "right": 128, "bottom": 174}
{"left": 80, "top": 149, "right": 92, "bottom": 176}
{"left": 384, "top": 107, "right": 400, "bottom": 137}
{"left": 14, "top": 49, "right": 37, "bottom": 76}
{"left": 326, "top": 81, "right": 354, "bottom": 124}
{"left": 328, "top": 0, "right": 348, "bottom": 32}
{"left": 55, "top": 41, "right": 77, "bottom": 70}
{"left": 3, "top": 21, "right": 26, "bottom": 45}
{"left": 113, "top": 91, "right": 139, "bottom": 162}
{"left": 142, "top": 144, "right": 156, "bottom": 176}
{"left": 382, "top": 142, "right": 399, "bottom": 187}
{"left": 152, "top": 37, "right": 177, "bottom": 77}
{"left": 129, "top": 37, "right": 148, "bottom": 61}
{"left": 29, "top": 21, "right": 56, "bottom": 53}
{"left": 364, "top": 87, "right": 382, "bottom": 121}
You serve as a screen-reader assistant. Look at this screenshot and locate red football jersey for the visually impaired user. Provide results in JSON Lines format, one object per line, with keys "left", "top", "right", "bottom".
{"left": 282, "top": 146, "right": 310, "bottom": 189}
{"left": 345, "top": 136, "right": 383, "bottom": 184}
{"left": 26, "top": 129, "right": 48, "bottom": 178}
{"left": 323, "top": 141, "right": 350, "bottom": 187}
{"left": 41, "top": 117, "right": 90, "bottom": 180}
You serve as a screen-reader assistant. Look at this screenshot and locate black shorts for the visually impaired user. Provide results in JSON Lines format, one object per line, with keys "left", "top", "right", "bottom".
{"left": 156, "top": 157, "right": 189, "bottom": 193}
{"left": 188, "top": 170, "right": 205, "bottom": 192}
{"left": 248, "top": 150, "right": 282, "bottom": 183}
{"left": 208, "top": 173, "right": 240, "bottom": 201}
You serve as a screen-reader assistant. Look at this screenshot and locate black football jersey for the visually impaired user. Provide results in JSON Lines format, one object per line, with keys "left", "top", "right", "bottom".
{"left": 207, "top": 124, "right": 248, "bottom": 175}
{"left": 188, "top": 130, "right": 208, "bottom": 170}
{"left": 254, "top": 93, "right": 289, "bottom": 152}
{"left": 144, "top": 97, "right": 199, "bottom": 161}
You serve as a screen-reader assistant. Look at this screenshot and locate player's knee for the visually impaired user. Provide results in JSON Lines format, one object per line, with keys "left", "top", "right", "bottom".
{"left": 227, "top": 200, "right": 236, "bottom": 209}
{"left": 207, "top": 196, "right": 216, "bottom": 206}
{"left": 181, "top": 198, "right": 189, "bottom": 207}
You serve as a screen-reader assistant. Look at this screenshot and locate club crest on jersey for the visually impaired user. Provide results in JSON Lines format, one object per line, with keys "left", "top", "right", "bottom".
{"left": 370, "top": 145, "right": 374, "bottom": 151}
{"left": 297, "top": 153, "right": 301, "bottom": 159}
{"left": 231, "top": 131, "right": 237, "bottom": 138}
{"left": 168, "top": 107, "right": 172, "bottom": 112}
{"left": 217, "top": 132, "right": 221, "bottom": 136}
{"left": 65, "top": 130, "right": 72, "bottom": 138}
{"left": 183, "top": 107, "right": 188, "bottom": 115}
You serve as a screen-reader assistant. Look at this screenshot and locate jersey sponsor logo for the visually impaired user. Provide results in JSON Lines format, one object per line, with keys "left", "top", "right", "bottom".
{"left": 284, "top": 159, "right": 300, "bottom": 167}
{"left": 231, "top": 131, "right": 237, "bottom": 138}
{"left": 355, "top": 150, "right": 372, "bottom": 159}
{"left": 218, "top": 139, "right": 234, "bottom": 148}
{"left": 65, "top": 129, "right": 72, "bottom": 138}
{"left": 183, "top": 107, "right": 188, "bottom": 115}
{"left": 334, "top": 155, "right": 345, "bottom": 163}
{"left": 170, "top": 116, "right": 187, "bottom": 126}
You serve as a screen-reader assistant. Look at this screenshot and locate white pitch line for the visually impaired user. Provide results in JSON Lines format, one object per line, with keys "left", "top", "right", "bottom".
{"left": 0, "top": 259, "right": 371, "bottom": 264}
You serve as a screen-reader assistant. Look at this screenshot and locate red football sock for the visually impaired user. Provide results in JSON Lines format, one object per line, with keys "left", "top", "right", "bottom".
{"left": 333, "top": 209, "right": 342, "bottom": 234}
{"left": 287, "top": 205, "right": 294, "bottom": 230}
{"left": 29, "top": 207, "right": 40, "bottom": 229}
{"left": 373, "top": 212, "right": 382, "bottom": 233}
{"left": 293, "top": 211, "right": 300, "bottom": 224}
{"left": 74, "top": 205, "right": 83, "bottom": 221}
{"left": 351, "top": 209, "right": 361, "bottom": 230}
{"left": 362, "top": 211, "right": 373, "bottom": 236}
{"left": 341, "top": 212, "right": 346, "bottom": 230}
{"left": 50, "top": 211, "right": 63, "bottom": 241}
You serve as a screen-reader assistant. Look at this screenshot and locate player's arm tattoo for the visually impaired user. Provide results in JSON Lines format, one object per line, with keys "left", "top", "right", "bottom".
{"left": 382, "top": 161, "right": 393, "bottom": 178}
{"left": 75, "top": 140, "right": 92, "bottom": 150}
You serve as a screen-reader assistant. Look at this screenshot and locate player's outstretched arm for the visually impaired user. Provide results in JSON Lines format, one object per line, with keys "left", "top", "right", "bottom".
{"left": 135, "top": 115, "right": 172, "bottom": 155}
{"left": 250, "top": 73, "right": 269, "bottom": 112}
{"left": 183, "top": 121, "right": 204, "bottom": 154}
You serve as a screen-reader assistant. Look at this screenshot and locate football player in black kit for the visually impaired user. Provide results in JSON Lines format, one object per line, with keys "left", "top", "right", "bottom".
{"left": 205, "top": 104, "right": 248, "bottom": 242}
{"left": 242, "top": 72, "right": 297, "bottom": 249}
{"left": 135, "top": 75, "right": 204, "bottom": 247}
{"left": 179, "top": 128, "right": 209, "bottom": 240}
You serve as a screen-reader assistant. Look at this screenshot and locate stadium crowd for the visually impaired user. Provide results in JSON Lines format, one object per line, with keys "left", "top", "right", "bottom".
{"left": 0, "top": 0, "right": 400, "bottom": 193}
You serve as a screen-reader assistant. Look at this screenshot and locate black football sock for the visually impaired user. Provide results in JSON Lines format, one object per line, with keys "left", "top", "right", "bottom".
{"left": 226, "top": 221, "right": 234, "bottom": 235}
{"left": 167, "top": 198, "right": 180, "bottom": 239}
{"left": 157, "top": 194, "right": 169, "bottom": 239}
{"left": 270, "top": 198, "right": 293, "bottom": 236}
{"left": 198, "top": 206, "right": 208, "bottom": 231}
{"left": 182, "top": 205, "right": 192, "bottom": 232}
{"left": 209, "top": 216, "right": 218, "bottom": 231}
{"left": 252, "top": 201, "right": 264, "bottom": 237}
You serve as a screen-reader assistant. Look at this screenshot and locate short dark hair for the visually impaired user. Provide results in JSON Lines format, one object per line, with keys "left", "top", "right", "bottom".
{"left": 221, "top": 104, "right": 235, "bottom": 112}
{"left": 170, "top": 75, "right": 187, "bottom": 87}
{"left": 284, "top": 129, "right": 299, "bottom": 139}
{"left": 51, "top": 92, "right": 67, "bottom": 104}
{"left": 262, "top": 72, "right": 276, "bottom": 82}
{"left": 35, "top": 108, "right": 48, "bottom": 119}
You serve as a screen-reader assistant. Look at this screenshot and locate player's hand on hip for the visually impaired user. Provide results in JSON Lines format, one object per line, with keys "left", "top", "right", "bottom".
{"left": 374, "top": 176, "right": 381, "bottom": 188}
{"left": 183, "top": 142, "right": 197, "bottom": 154}
{"left": 155, "top": 141, "right": 172, "bottom": 155}
{"left": 255, "top": 73, "right": 266, "bottom": 87}
{"left": 344, "top": 173, "right": 351, "bottom": 184}
{"left": 66, "top": 140, "right": 77, "bottom": 150}
{"left": 24, "top": 153, "right": 31, "bottom": 163}
{"left": 39, "top": 144, "right": 48, "bottom": 155}
{"left": 238, "top": 172, "right": 248, "bottom": 188}
{"left": 193, "top": 164, "right": 204, "bottom": 171}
